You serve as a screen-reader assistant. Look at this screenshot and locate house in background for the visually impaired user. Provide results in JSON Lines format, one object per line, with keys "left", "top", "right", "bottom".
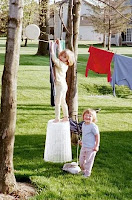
{"left": 121, "top": 0, "right": 132, "bottom": 45}
{"left": 79, "top": 0, "right": 103, "bottom": 42}
{"left": 110, "top": 0, "right": 132, "bottom": 46}
{"left": 49, "top": 0, "right": 132, "bottom": 46}
{"left": 121, "top": 28, "right": 132, "bottom": 45}
{"left": 49, "top": 0, "right": 103, "bottom": 43}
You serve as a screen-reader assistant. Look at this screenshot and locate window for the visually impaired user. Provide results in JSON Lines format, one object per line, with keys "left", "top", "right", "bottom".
{"left": 50, "top": 27, "right": 54, "bottom": 35}
{"left": 126, "top": 28, "right": 132, "bottom": 42}
{"left": 111, "top": 35, "right": 115, "bottom": 38}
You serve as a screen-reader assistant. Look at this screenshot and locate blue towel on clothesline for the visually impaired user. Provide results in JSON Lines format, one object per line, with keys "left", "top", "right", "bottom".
{"left": 111, "top": 54, "right": 132, "bottom": 96}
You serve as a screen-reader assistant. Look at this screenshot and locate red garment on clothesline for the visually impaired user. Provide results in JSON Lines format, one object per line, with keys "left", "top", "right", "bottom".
{"left": 85, "top": 46, "right": 114, "bottom": 82}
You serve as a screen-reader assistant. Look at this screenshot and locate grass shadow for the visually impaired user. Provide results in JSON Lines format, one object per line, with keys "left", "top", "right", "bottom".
{"left": 0, "top": 53, "right": 5, "bottom": 65}
{"left": 0, "top": 44, "right": 6, "bottom": 47}
{"left": 14, "top": 131, "right": 132, "bottom": 199}
{"left": 14, "top": 130, "right": 132, "bottom": 177}
{"left": 81, "top": 82, "right": 132, "bottom": 98}
{"left": 21, "top": 43, "right": 38, "bottom": 48}
{"left": 14, "top": 134, "right": 72, "bottom": 178}
{"left": 17, "top": 104, "right": 54, "bottom": 112}
{"left": 79, "top": 105, "right": 132, "bottom": 114}
{"left": 17, "top": 86, "right": 49, "bottom": 90}
{"left": 19, "top": 54, "right": 49, "bottom": 66}
{"left": 0, "top": 53, "right": 49, "bottom": 66}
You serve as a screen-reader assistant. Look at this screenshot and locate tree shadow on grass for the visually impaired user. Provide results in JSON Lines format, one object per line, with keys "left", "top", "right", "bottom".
{"left": 17, "top": 104, "right": 54, "bottom": 112}
{"left": 21, "top": 44, "right": 38, "bottom": 48}
{"left": 17, "top": 85, "right": 49, "bottom": 91}
{"left": 79, "top": 105, "right": 132, "bottom": 114}
{"left": 14, "top": 134, "right": 69, "bottom": 180}
{"left": 19, "top": 54, "right": 49, "bottom": 66}
{"left": 0, "top": 53, "right": 5, "bottom": 65}
{"left": 81, "top": 82, "right": 132, "bottom": 98}
{"left": 0, "top": 53, "right": 49, "bottom": 66}
{"left": 0, "top": 44, "right": 5, "bottom": 47}
{"left": 14, "top": 131, "right": 132, "bottom": 200}
{"left": 14, "top": 130, "right": 132, "bottom": 179}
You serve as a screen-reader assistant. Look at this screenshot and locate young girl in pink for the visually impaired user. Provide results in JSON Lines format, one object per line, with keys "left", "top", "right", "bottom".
{"left": 79, "top": 109, "right": 100, "bottom": 177}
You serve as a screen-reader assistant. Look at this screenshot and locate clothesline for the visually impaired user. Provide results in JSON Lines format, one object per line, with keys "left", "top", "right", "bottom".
{"left": 85, "top": 46, "right": 132, "bottom": 96}
{"left": 38, "top": 39, "right": 65, "bottom": 43}
{"left": 39, "top": 40, "right": 49, "bottom": 42}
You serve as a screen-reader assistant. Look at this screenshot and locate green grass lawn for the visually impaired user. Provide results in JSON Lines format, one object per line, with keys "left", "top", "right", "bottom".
{"left": 0, "top": 38, "right": 132, "bottom": 200}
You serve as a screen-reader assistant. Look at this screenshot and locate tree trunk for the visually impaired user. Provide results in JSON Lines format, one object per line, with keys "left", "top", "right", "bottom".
{"left": 0, "top": 0, "right": 23, "bottom": 194}
{"left": 60, "top": 6, "right": 64, "bottom": 40}
{"left": 37, "top": 0, "right": 50, "bottom": 56}
{"left": 108, "top": 25, "right": 111, "bottom": 50}
{"left": 66, "top": 0, "right": 82, "bottom": 121}
{"left": 103, "top": 9, "right": 106, "bottom": 48}
{"left": 24, "top": 38, "right": 27, "bottom": 47}
{"left": 65, "top": 0, "right": 73, "bottom": 51}
{"left": 108, "top": 0, "right": 111, "bottom": 50}
{"left": 103, "top": 33, "right": 106, "bottom": 48}
{"left": 66, "top": 0, "right": 73, "bottom": 117}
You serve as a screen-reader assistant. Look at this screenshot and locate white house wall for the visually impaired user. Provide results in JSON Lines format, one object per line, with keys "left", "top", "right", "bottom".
{"left": 49, "top": 0, "right": 132, "bottom": 43}
{"left": 79, "top": 26, "right": 103, "bottom": 42}
{"left": 79, "top": 1, "right": 103, "bottom": 41}
{"left": 81, "top": 1, "right": 92, "bottom": 16}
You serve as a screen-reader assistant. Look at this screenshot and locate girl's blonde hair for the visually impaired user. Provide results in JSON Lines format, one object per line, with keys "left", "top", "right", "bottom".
{"left": 82, "top": 108, "right": 97, "bottom": 123}
{"left": 59, "top": 49, "right": 75, "bottom": 66}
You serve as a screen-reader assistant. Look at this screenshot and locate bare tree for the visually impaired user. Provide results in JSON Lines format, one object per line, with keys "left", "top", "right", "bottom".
{"left": 0, "top": 0, "right": 9, "bottom": 36}
{"left": 0, "top": 0, "right": 23, "bottom": 194}
{"left": 66, "top": 0, "right": 82, "bottom": 120}
{"left": 37, "top": 0, "right": 50, "bottom": 55}
{"left": 89, "top": 0, "right": 131, "bottom": 49}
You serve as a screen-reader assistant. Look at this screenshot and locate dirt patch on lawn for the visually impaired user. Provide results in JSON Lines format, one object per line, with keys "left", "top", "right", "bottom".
{"left": 0, "top": 182, "right": 36, "bottom": 200}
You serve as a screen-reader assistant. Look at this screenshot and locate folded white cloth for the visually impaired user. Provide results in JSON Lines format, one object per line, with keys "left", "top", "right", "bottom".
{"left": 63, "top": 162, "right": 81, "bottom": 174}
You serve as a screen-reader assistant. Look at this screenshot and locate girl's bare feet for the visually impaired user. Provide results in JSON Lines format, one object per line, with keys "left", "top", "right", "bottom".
{"left": 61, "top": 117, "right": 69, "bottom": 122}
{"left": 53, "top": 119, "right": 60, "bottom": 123}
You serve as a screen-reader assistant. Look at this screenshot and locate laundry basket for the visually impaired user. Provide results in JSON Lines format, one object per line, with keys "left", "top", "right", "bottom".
{"left": 44, "top": 120, "right": 72, "bottom": 163}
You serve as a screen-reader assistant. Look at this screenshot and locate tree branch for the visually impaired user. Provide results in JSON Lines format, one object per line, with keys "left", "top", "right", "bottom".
{"left": 58, "top": 3, "right": 72, "bottom": 35}
{"left": 97, "top": 0, "right": 131, "bottom": 22}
